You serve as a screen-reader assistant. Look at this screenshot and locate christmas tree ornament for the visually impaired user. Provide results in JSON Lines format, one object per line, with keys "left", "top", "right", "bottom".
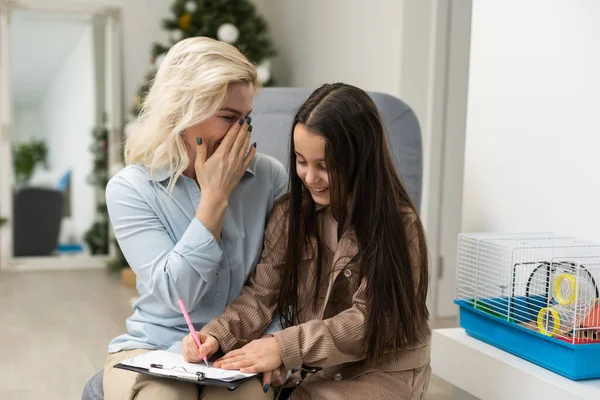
{"left": 185, "top": 1, "right": 197, "bottom": 13}
{"left": 217, "top": 23, "right": 239, "bottom": 43}
{"left": 170, "top": 29, "right": 183, "bottom": 42}
{"left": 256, "top": 61, "right": 271, "bottom": 84}
{"left": 179, "top": 13, "right": 191, "bottom": 30}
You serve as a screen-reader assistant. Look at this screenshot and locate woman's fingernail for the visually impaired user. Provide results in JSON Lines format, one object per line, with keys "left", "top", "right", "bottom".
{"left": 238, "top": 118, "right": 244, "bottom": 125}
{"left": 245, "top": 116, "right": 252, "bottom": 124}
{"left": 248, "top": 125, "right": 253, "bottom": 132}
{"left": 253, "top": 142, "right": 257, "bottom": 148}
{"left": 263, "top": 384, "right": 269, "bottom": 393}
{"left": 196, "top": 137, "right": 202, "bottom": 145}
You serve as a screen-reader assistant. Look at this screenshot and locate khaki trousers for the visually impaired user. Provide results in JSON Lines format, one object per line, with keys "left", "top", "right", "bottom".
{"left": 103, "top": 349, "right": 275, "bottom": 400}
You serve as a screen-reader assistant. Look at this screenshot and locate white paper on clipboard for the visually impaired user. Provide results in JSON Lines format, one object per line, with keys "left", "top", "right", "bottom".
{"left": 120, "top": 350, "right": 257, "bottom": 382}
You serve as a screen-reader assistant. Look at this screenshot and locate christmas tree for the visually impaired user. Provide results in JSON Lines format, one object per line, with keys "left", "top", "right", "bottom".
{"left": 132, "top": 0, "right": 277, "bottom": 117}
{"left": 84, "top": 116, "right": 110, "bottom": 256}
{"left": 88, "top": 0, "right": 277, "bottom": 271}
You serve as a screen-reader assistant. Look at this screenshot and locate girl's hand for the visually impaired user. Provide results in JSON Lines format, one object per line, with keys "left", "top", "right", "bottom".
{"left": 213, "top": 336, "right": 283, "bottom": 373}
{"left": 182, "top": 332, "right": 219, "bottom": 363}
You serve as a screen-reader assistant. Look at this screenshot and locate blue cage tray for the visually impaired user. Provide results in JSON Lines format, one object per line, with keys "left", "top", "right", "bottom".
{"left": 456, "top": 298, "right": 600, "bottom": 380}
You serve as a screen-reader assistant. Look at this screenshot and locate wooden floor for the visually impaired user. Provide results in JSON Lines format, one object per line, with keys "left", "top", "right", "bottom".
{"left": 0, "top": 269, "right": 457, "bottom": 400}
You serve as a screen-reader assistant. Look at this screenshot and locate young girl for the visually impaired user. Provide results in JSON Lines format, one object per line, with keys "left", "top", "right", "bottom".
{"left": 183, "top": 83, "right": 431, "bottom": 399}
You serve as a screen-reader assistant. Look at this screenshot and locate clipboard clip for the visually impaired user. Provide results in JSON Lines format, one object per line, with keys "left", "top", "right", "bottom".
{"left": 149, "top": 363, "right": 205, "bottom": 381}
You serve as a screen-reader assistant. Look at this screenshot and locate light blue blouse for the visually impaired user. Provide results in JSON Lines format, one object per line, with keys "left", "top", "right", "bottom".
{"left": 106, "top": 153, "right": 288, "bottom": 353}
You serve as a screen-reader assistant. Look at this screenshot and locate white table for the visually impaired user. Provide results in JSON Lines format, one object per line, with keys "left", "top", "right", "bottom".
{"left": 431, "top": 328, "right": 600, "bottom": 400}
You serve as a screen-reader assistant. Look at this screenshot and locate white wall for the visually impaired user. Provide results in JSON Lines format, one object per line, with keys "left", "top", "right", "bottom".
{"left": 463, "top": 0, "right": 600, "bottom": 242}
{"left": 13, "top": 105, "right": 44, "bottom": 145}
{"left": 253, "top": 0, "right": 403, "bottom": 96}
{"left": 41, "top": 25, "right": 95, "bottom": 241}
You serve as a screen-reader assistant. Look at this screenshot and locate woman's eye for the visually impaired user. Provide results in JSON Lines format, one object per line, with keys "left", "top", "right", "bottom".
{"left": 221, "top": 115, "right": 237, "bottom": 121}
{"left": 296, "top": 160, "right": 307, "bottom": 165}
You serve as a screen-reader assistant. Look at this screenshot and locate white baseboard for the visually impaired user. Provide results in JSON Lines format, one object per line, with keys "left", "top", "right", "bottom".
{"left": 6, "top": 255, "right": 109, "bottom": 271}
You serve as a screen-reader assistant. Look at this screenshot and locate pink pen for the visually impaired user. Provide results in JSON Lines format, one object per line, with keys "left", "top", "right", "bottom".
{"left": 177, "top": 298, "right": 209, "bottom": 367}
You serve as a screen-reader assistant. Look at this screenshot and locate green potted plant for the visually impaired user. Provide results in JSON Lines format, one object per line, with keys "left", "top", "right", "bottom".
{"left": 0, "top": 217, "right": 7, "bottom": 226}
{"left": 13, "top": 139, "right": 48, "bottom": 184}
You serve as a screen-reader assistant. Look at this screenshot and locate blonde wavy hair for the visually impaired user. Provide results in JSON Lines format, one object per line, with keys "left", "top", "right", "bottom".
{"left": 125, "top": 37, "right": 259, "bottom": 188}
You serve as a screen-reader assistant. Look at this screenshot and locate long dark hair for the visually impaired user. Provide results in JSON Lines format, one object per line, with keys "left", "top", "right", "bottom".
{"left": 277, "top": 83, "right": 429, "bottom": 358}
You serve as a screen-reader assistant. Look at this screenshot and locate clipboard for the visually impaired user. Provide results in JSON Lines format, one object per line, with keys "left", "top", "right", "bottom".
{"left": 114, "top": 362, "right": 256, "bottom": 390}
{"left": 114, "top": 350, "right": 259, "bottom": 391}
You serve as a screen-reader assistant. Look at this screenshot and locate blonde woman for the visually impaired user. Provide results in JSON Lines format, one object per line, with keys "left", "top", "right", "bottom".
{"left": 102, "top": 37, "right": 286, "bottom": 399}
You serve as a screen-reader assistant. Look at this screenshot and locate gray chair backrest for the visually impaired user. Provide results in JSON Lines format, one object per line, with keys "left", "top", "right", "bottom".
{"left": 251, "top": 88, "right": 423, "bottom": 211}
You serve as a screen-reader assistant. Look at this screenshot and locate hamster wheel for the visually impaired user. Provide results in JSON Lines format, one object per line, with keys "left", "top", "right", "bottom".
{"left": 524, "top": 261, "right": 598, "bottom": 321}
